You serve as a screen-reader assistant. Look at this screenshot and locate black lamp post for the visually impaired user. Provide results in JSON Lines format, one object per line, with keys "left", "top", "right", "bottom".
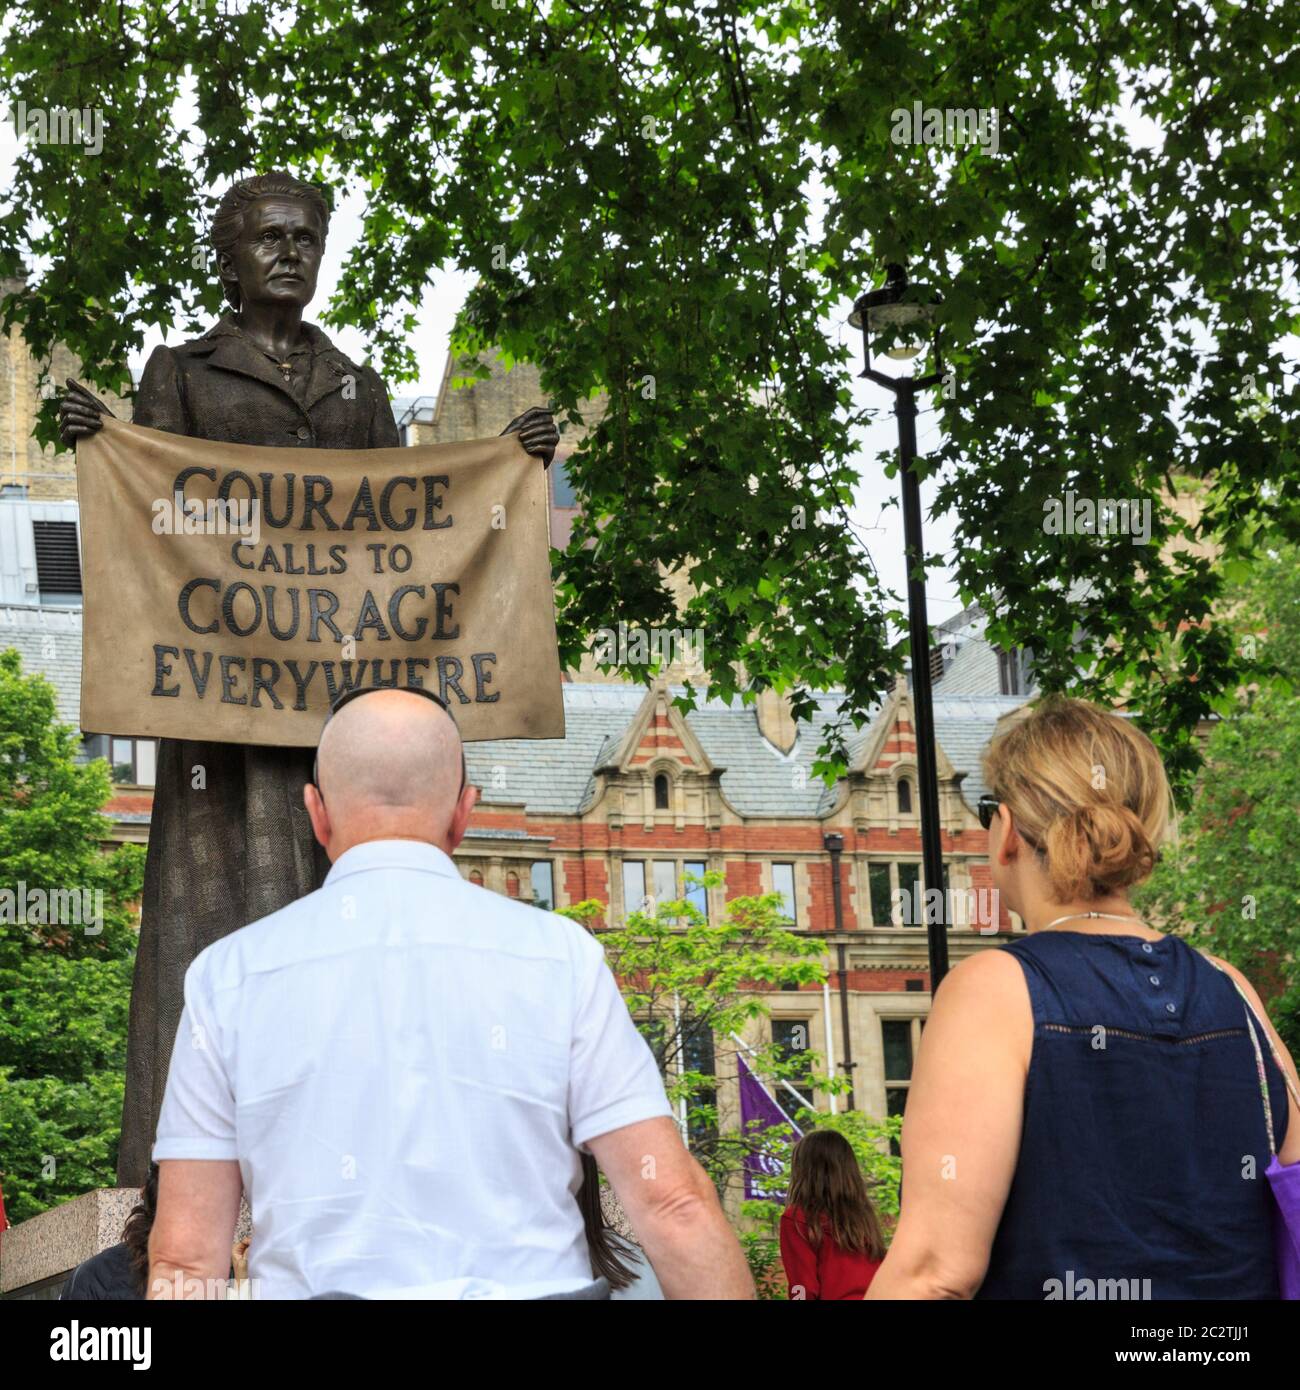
{"left": 849, "top": 265, "right": 950, "bottom": 992}
{"left": 821, "top": 831, "right": 856, "bottom": 1109}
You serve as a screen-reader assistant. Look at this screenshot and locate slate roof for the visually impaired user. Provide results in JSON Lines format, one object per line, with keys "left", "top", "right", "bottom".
{"left": 929, "top": 600, "right": 1043, "bottom": 699}
{"left": 0, "top": 605, "right": 83, "bottom": 729}
{"left": 689, "top": 690, "right": 856, "bottom": 819}
{"left": 469, "top": 684, "right": 1024, "bottom": 818}
{"left": 936, "top": 631, "right": 1007, "bottom": 696}
{"left": 931, "top": 695, "right": 1025, "bottom": 805}
{"left": 467, "top": 685, "right": 646, "bottom": 815}
{"left": 0, "top": 608, "right": 1024, "bottom": 820}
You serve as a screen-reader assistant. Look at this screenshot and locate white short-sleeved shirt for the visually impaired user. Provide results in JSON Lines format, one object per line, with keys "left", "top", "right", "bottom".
{"left": 153, "top": 839, "right": 671, "bottom": 1299}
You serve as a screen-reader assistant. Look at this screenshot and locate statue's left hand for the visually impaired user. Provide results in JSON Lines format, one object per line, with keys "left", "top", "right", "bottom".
{"left": 501, "top": 406, "right": 559, "bottom": 468}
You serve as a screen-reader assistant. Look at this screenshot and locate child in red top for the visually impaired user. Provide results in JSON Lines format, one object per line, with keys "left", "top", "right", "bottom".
{"left": 780, "top": 1130, "right": 885, "bottom": 1300}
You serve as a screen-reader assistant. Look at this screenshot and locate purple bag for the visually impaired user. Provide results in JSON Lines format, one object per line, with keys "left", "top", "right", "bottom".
{"left": 1267, "top": 1151, "right": 1300, "bottom": 1300}
{"left": 1220, "top": 967, "right": 1300, "bottom": 1300}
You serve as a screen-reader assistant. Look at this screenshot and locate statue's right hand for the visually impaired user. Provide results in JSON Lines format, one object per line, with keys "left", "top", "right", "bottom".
{"left": 59, "top": 378, "right": 113, "bottom": 446}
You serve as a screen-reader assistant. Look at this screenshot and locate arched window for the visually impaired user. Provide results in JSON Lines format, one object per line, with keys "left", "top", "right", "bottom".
{"left": 469, "top": 869, "right": 484, "bottom": 886}
{"left": 897, "top": 778, "right": 913, "bottom": 814}
{"left": 654, "top": 773, "right": 670, "bottom": 810}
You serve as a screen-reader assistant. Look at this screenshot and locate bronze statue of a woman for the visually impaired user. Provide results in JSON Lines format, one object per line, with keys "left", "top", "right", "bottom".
{"left": 60, "top": 172, "right": 558, "bottom": 1184}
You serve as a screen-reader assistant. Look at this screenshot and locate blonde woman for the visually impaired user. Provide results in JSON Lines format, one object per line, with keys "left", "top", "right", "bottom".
{"left": 868, "top": 698, "right": 1300, "bottom": 1300}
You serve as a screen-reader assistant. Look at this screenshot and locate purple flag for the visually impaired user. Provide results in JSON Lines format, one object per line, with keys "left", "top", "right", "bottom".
{"left": 738, "top": 1053, "right": 804, "bottom": 1200}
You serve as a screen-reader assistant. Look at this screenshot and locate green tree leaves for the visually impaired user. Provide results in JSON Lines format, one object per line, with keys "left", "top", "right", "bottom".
{"left": 2, "top": 2, "right": 1296, "bottom": 776}
{"left": 1137, "top": 545, "right": 1300, "bottom": 1054}
{"left": 0, "top": 649, "right": 144, "bottom": 1220}
{"left": 0, "top": 650, "right": 143, "bottom": 959}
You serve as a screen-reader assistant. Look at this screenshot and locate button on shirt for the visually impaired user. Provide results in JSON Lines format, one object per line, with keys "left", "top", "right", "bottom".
{"left": 153, "top": 840, "right": 672, "bottom": 1299}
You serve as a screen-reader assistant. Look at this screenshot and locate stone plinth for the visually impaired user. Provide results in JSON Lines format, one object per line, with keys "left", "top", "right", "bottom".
{"left": 0, "top": 1188, "right": 140, "bottom": 1298}
{"left": 1, "top": 1188, "right": 253, "bottom": 1299}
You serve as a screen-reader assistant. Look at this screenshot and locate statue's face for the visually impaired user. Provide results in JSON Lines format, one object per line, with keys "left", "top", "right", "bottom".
{"left": 219, "top": 196, "right": 324, "bottom": 311}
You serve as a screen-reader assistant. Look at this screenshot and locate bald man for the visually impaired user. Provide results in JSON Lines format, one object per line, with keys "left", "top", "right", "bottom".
{"left": 145, "top": 690, "right": 753, "bottom": 1300}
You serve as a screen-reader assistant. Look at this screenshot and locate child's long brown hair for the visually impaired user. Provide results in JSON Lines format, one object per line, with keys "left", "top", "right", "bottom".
{"left": 785, "top": 1130, "right": 884, "bottom": 1259}
{"left": 578, "top": 1152, "right": 639, "bottom": 1291}
{"left": 122, "top": 1163, "right": 160, "bottom": 1293}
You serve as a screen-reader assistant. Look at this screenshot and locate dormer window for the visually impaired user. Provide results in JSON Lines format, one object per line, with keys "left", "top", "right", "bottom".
{"left": 654, "top": 773, "right": 670, "bottom": 810}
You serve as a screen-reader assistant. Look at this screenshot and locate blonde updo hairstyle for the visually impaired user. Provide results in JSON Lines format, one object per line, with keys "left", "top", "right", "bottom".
{"left": 981, "top": 698, "right": 1170, "bottom": 902}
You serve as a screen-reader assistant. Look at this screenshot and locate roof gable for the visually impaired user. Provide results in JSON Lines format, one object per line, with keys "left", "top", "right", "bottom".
{"left": 855, "top": 684, "right": 958, "bottom": 782}
{"left": 602, "top": 678, "right": 716, "bottom": 776}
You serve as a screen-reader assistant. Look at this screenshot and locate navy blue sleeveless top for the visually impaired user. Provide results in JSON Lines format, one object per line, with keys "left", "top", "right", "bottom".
{"left": 977, "top": 931, "right": 1288, "bottom": 1300}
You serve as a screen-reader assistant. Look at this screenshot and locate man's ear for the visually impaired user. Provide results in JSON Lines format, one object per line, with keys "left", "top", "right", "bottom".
{"left": 446, "top": 783, "right": 479, "bottom": 853}
{"left": 304, "top": 781, "right": 331, "bottom": 852}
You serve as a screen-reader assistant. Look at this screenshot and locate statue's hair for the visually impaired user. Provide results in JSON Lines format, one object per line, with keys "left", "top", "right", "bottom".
{"left": 210, "top": 171, "right": 330, "bottom": 310}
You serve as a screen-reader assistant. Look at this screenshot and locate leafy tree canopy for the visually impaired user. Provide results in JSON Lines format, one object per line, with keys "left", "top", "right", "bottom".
{"left": 1138, "top": 544, "right": 1300, "bottom": 1054}
{"left": 0, "top": 648, "right": 144, "bottom": 1220}
{"left": 3, "top": 1, "right": 1297, "bottom": 784}
{"left": 0, "top": 649, "right": 144, "bottom": 958}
